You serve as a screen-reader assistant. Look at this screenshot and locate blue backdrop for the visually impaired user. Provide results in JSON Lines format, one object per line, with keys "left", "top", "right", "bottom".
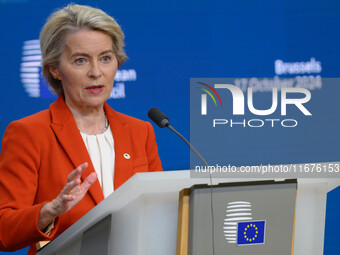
{"left": 0, "top": 0, "right": 339, "bottom": 254}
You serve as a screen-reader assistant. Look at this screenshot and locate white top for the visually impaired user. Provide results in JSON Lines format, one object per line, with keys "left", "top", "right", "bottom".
{"left": 80, "top": 125, "right": 115, "bottom": 198}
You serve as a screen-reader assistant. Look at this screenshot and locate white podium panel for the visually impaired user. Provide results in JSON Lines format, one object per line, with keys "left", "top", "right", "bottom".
{"left": 37, "top": 170, "right": 340, "bottom": 255}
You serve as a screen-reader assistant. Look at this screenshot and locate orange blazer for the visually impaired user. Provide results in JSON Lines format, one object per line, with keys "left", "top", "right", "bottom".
{"left": 0, "top": 96, "right": 162, "bottom": 254}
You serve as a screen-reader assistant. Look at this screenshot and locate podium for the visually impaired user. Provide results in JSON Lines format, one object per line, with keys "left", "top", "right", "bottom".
{"left": 37, "top": 169, "right": 340, "bottom": 255}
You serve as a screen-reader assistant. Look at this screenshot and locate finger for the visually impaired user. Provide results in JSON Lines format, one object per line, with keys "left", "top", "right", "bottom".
{"left": 62, "top": 194, "right": 76, "bottom": 201}
{"left": 63, "top": 179, "right": 81, "bottom": 195}
{"left": 67, "top": 162, "right": 88, "bottom": 182}
{"left": 81, "top": 172, "right": 97, "bottom": 191}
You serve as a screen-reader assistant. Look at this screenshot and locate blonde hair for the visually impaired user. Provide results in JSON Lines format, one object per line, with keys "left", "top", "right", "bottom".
{"left": 40, "top": 4, "right": 127, "bottom": 94}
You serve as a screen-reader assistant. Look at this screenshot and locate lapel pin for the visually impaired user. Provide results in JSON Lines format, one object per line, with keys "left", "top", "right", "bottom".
{"left": 123, "top": 153, "right": 131, "bottom": 159}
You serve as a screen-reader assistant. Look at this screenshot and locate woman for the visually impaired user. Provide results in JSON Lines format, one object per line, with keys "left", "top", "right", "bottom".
{"left": 0, "top": 4, "right": 162, "bottom": 254}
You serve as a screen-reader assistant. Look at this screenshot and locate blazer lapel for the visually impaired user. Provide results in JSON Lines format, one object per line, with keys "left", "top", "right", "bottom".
{"left": 104, "top": 103, "right": 133, "bottom": 190}
{"left": 49, "top": 96, "right": 104, "bottom": 205}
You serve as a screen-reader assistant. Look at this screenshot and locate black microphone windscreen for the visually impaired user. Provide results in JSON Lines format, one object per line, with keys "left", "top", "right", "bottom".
{"left": 148, "top": 107, "right": 170, "bottom": 128}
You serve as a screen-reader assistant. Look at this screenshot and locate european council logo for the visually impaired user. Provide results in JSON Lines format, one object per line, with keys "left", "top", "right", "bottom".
{"left": 237, "top": 220, "right": 266, "bottom": 246}
{"left": 224, "top": 201, "right": 253, "bottom": 244}
{"left": 20, "top": 40, "right": 55, "bottom": 99}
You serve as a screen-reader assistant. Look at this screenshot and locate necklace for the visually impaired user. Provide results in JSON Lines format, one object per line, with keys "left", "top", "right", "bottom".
{"left": 79, "top": 116, "right": 109, "bottom": 136}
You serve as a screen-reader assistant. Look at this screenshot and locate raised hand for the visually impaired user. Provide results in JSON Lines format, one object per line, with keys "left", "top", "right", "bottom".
{"left": 38, "top": 162, "right": 97, "bottom": 232}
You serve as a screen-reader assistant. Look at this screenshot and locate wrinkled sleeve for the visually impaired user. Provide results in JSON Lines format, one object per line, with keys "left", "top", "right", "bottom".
{"left": 145, "top": 122, "right": 163, "bottom": 172}
{"left": 0, "top": 121, "right": 59, "bottom": 251}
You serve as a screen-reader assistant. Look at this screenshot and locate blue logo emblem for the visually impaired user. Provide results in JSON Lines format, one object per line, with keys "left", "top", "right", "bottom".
{"left": 237, "top": 220, "right": 265, "bottom": 246}
{"left": 20, "top": 40, "right": 55, "bottom": 99}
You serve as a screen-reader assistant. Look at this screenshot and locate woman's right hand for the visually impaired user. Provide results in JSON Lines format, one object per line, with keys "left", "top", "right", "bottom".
{"left": 38, "top": 162, "right": 97, "bottom": 232}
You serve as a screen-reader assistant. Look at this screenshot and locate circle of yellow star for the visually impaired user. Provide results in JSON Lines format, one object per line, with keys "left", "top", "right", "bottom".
{"left": 243, "top": 224, "right": 258, "bottom": 242}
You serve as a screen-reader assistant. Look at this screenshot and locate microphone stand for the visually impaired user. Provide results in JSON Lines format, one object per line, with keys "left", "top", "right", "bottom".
{"left": 167, "top": 125, "right": 209, "bottom": 167}
{"left": 166, "top": 124, "right": 215, "bottom": 255}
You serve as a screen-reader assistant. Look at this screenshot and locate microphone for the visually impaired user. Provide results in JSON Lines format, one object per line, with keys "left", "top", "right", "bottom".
{"left": 148, "top": 107, "right": 208, "bottom": 167}
{"left": 148, "top": 107, "right": 169, "bottom": 128}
